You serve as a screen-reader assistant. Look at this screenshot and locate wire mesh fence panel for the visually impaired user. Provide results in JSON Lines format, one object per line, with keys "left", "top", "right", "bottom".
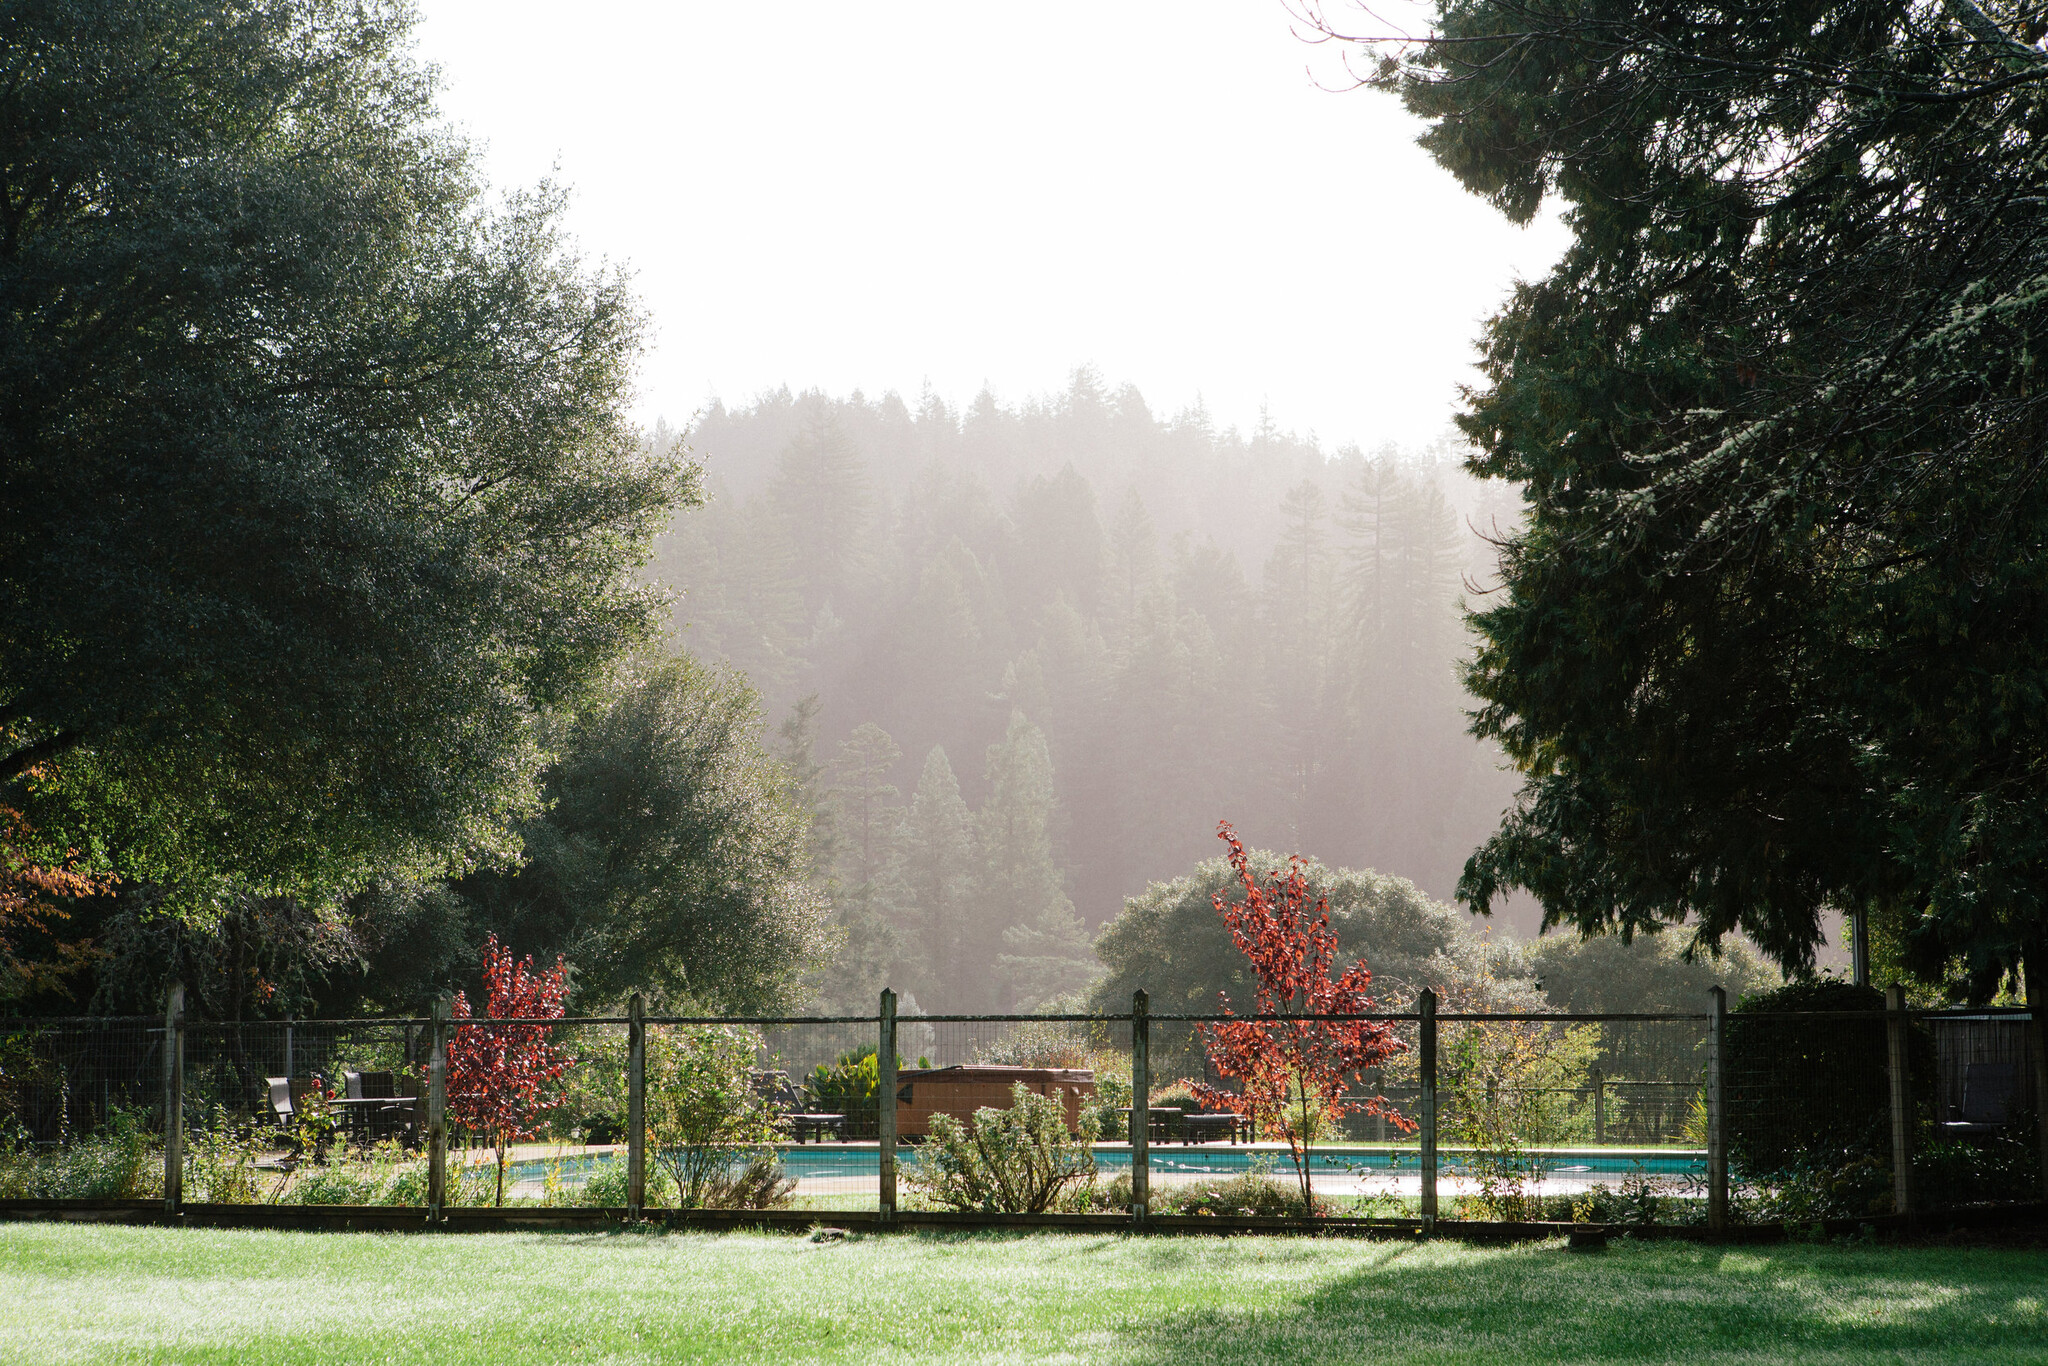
{"left": 1724, "top": 1008, "right": 1893, "bottom": 1197}
{"left": 891, "top": 1015, "right": 1133, "bottom": 1215}
{"left": 1915, "top": 1011, "right": 2038, "bottom": 1212}
{"left": 0, "top": 1004, "right": 2036, "bottom": 1222}
{"left": 0, "top": 1018, "right": 163, "bottom": 1145}
{"left": 1928, "top": 1014, "right": 2036, "bottom": 1127}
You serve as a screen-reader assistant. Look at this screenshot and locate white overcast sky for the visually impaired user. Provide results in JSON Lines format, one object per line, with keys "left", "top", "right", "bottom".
{"left": 411, "top": 1, "right": 1571, "bottom": 452}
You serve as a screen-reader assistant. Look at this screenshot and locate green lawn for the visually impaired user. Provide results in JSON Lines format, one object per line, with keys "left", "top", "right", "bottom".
{"left": 0, "top": 1223, "right": 2043, "bottom": 1365}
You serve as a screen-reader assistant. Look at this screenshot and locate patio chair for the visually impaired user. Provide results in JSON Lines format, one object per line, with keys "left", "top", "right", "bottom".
{"left": 265, "top": 1076, "right": 293, "bottom": 1127}
{"left": 1941, "top": 1061, "right": 2019, "bottom": 1137}
{"left": 751, "top": 1070, "right": 846, "bottom": 1143}
{"left": 339, "top": 1070, "right": 415, "bottom": 1145}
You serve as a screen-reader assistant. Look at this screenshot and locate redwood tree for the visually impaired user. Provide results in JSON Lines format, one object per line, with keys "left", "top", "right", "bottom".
{"left": 1192, "top": 821, "right": 1408, "bottom": 1211}
{"left": 446, "top": 936, "right": 573, "bottom": 1204}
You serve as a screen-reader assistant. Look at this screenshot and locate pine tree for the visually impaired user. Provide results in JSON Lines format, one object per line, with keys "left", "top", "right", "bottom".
{"left": 774, "top": 694, "right": 838, "bottom": 881}
{"left": 996, "top": 894, "right": 1102, "bottom": 1012}
{"left": 1261, "top": 480, "right": 1340, "bottom": 848}
{"left": 769, "top": 414, "right": 872, "bottom": 616}
{"left": 1100, "top": 489, "right": 1161, "bottom": 657}
{"left": 976, "top": 711, "right": 1065, "bottom": 1010}
{"left": 895, "top": 745, "right": 976, "bottom": 1005}
{"left": 829, "top": 723, "right": 903, "bottom": 899}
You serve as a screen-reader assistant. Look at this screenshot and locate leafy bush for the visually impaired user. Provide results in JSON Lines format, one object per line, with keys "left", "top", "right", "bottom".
{"left": 1092, "top": 1155, "right": 1309, "bottom": 1218}
{"left": 979, "top": 1021, "right": 1093, "bottom": 1069}
{"left": 0, "top": 1108, "right": 161, "bottom": 1199}
{"left": 909, "top": 1082, "right": 1099, "bottom": 1213}
{"left": 1916, "top": 1125, "right": 2040, "bottom": 1208}
{"left": 277, "top": 1141, "right": 422, "bottom": 1205}
{"left": 550, "top": 1026, "right": 629, "bottom": 1144}
{"left": 702, "top": 1152, "right": 796, "bottom": 1209}
{"left": 1088, "top": 1072, "right": 1132, "bottom": 1141}
{"left": 648, "top": 1025, "right": 792, "bottom": 1209}
{"left": 1726, "top": 979, "right": 1932, "bottom": 1179}
{"left": 805, "top": 1046, "right": 881, "bottom": 1140}
{"left": 185, "top": 1108, "right": 263, "bottom": 1204}
{"left": 279, "top": 1163, "right": 385, "bottom": 1205}
{"left": 1143, "top": 1080, "right": 1207, "bottom": 1140}
{"left": 1443, "top": 1020, "right": 1599, "bottom": 1220}
{"left": 1148, "top": 1080, "right": 1204, "bottom": 1113}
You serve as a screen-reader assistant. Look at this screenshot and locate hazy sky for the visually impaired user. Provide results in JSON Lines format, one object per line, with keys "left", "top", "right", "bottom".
{"left": 412, "top": 1, "right": 1570, "bottom": 452}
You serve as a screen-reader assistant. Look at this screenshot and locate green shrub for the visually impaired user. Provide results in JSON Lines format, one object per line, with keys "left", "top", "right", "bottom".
{"left": 1148, "top": 1081, "right": 1204, "bottom": 1112}
{"left": 1726, "top": 979, "right": 1933, "bottom": 1179}
{"left": 702, "top": 1152, "right": 796, "bottom": 1209}
{"left": 979, "top": 1021, "right": 1092, "bottom": 1069}
{"left": 1916, "top": 1124, "right": 2040, "bottom": 1207}
{"left": 909, "top": 1081, "right": 1099, "bottom": 1213}
{"left": 279, "top": 1163, "right": 384, "bottom": 1205}
{"left": 648, "top": 1025, "right": 792, "bottom": 1209}
{"left": 1443, "top": 1020, "right": 1599, "bottom": 1220}
{"left": 185, "top": 1108, "right": 263, "bottom": 1204}
{"left": 0, "top": 1108, "right": 163, "bottom": 1199}
{"left": 806, "top": 1046, "right": 882, "bottom": 1140}
{"left": 1093, "top": 1159, "right": 1309, "bottom": 1218}
{"left": 1089, "top": 1073, "right": 1132, "bottom": 1141}
{"left": 551, "top": 1026, "right": 629, "bottom": 1144}
{"left": 276, "top": 1142, "right": 424, "bottom": 1205}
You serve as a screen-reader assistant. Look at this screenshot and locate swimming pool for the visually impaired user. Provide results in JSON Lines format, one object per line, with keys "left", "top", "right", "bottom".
{"left": 507, "top": 1144, "right": 1704, "bottom": 1186}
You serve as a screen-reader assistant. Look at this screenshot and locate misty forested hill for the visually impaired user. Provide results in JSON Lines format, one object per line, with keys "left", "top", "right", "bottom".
{"left": 647, "top": 370, "right": 1527, "bottom": 1011}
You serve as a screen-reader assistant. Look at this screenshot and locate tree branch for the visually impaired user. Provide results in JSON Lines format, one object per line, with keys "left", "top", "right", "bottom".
{"left": 0, "top": 730, "right": 84, "bottom": 785}
{"left": 1944, "top": 0, "right": 2048, "bottom": 73}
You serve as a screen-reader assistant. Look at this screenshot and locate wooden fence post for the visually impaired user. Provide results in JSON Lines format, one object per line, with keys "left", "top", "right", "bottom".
{"left": 1131, "top": 990, "right": 1149, "bottom": 1226}
{"left": 1707, "top": 985, "right": 1728, "bottom": 1234}
{"left": 162, "top": 980, "right": 183, "bottom": 1216}
{"left": 1418, "top": 988, "right": 1437, "bottom": 1231}
{"left": 427, "top": 993, "right": 449, "bottom": 1219}
{"left": 1886, "top": 984, "right": 1915, "bottom": 1217}
{"left": 1591, "top": 1067, "right": 1605, "bottom": 1145}
{"left": 2026, "top": 947, "right": 2048, "bottom": 1203}
{"left": 878, "top": 989, "right": 897, "bottom": 1222}
{"left": 627, "top": 992, "right": 646, "bottom": 1218}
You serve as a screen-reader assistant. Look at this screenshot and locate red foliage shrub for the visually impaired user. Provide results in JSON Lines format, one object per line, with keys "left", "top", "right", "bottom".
{"left": 446, "top": 935, "right": 572, "bottom": 1204}
{"left": 1192, "top": 821, "right": 1410, "bottom": 1211}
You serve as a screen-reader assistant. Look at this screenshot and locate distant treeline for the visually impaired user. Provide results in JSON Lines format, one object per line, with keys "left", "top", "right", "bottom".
{"left": 649, "top": 370, "right": 1528, "bottom": 1012}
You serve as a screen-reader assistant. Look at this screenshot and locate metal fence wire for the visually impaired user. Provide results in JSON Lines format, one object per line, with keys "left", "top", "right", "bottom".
{"left": 0, "top": 989, "right": 2037, "bottom": 1225}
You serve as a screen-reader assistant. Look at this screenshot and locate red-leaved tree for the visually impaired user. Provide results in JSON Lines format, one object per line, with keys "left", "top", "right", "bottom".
{"left": 446, "top": 935, "right": 573, "bottom": 1205}
{"left": 1191, "top": 821, "right": 1410, "bottom": 1212}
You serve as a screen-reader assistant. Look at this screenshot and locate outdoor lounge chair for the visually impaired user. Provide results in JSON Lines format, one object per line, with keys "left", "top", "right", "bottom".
{"left": 1941, "top": 1061, "right": 2019, "bottom": 1137}
{"left": 752, "top": 1070, "right": 846, "bottom": 1143}
{"left": 265, "top": 1076, "right": 293, "bottom": 1127}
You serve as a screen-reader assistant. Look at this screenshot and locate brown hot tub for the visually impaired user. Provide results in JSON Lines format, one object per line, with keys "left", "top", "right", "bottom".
{"left": 894, "top": 1065, "right": 1096, "bottom": 1138}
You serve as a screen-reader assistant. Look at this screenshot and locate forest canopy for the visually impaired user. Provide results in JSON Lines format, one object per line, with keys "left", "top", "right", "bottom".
{"left": 653, "top": 376, "right": 1528, "bottom": 1010}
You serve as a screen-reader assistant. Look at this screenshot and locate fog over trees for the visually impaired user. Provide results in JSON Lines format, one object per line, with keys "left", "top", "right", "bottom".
{"left": 649, "top": 370, "right": 1530, "bottom": 1011}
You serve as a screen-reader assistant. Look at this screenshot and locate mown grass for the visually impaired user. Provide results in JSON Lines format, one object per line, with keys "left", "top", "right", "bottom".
{"left": 0, "top": 1222, "right": 2043, "bottom": 1365}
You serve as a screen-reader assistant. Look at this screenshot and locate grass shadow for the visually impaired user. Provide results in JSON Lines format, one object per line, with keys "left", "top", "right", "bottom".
{"left": 1110, "top": 1238, "right": 2048, "bottom": 1365}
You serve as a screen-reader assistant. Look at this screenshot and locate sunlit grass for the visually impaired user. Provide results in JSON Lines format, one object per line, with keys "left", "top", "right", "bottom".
{"left": 1, "top": 1223, "right": 2043, "bottom": 1364}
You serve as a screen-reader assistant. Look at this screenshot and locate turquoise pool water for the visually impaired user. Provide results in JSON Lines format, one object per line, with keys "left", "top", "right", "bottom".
{"left": 508, "top": 1145, "right": 1704, "bottom": 1186}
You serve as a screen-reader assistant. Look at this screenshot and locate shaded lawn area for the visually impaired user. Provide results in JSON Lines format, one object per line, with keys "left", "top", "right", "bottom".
{"left": 0, "top": 1224, "right": 2044, "bottom": 1365}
